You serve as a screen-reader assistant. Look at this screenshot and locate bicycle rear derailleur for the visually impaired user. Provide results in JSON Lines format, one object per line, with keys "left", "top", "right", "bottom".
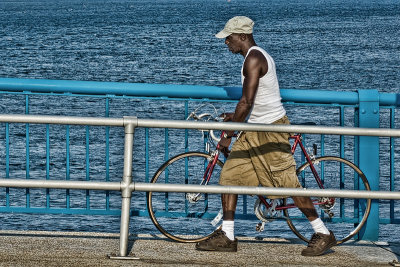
{"left": 319, "top": 197, "right": 335, "bottom": 218}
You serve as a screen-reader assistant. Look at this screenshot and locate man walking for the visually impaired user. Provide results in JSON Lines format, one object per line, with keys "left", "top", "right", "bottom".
{"left": 195, "top": 16, "right": 336, "bottom": 256}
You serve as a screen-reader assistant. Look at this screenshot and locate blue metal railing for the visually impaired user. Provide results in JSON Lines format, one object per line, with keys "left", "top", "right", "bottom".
{"left": 0, "top": 78, "right": 399, "bottom": 241}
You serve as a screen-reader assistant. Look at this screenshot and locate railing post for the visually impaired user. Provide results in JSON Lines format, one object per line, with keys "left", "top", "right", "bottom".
{"left": 357, "top": 90, "right": 380, "bottom": 241}
{"left": 109, "top": 116, "right": 138, "bottom": 260}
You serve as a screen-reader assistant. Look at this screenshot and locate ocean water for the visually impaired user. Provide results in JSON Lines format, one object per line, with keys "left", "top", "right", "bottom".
{"left": 0, "top": 0, "right": 399, "bottom": 241}
{"left": 0, "top": 0, "right": 399, "bottom": 92}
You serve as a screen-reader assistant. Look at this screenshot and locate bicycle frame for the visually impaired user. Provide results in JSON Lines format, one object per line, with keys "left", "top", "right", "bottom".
{"left": 290, "top": 134, "right": 325, "bottom": 189}
{"left": 202, "top": 150, "right": 220, "bottom": 186}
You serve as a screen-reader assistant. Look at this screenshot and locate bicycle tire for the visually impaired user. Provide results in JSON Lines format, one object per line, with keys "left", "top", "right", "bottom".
{"left": 284, "top": 156, "right": 371, "bottom": 244}
{"left": 147, "top": 151, "right": 224, "bottom": 243}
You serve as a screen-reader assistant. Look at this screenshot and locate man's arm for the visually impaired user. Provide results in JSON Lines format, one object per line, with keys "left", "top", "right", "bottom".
{"left": 223, "top": 50, "right": 267, "bottom": 134}
{"left": 218, "top": 50, "right": 267, "bottom": 154}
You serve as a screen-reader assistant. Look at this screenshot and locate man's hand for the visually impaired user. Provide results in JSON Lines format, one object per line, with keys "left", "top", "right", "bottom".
{"left": 218, "top": 136, "right": 232, "bottom": 158}
{"left": 218, "top": 113, "right": 234, "bottom": 158}
{"left": 220, "top": 112, "right": 234, "bottom": 122}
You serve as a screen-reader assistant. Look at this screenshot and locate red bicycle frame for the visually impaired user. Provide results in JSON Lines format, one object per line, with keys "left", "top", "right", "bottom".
{"left": 290, "top": 134, "right": 325, "bottom": 189}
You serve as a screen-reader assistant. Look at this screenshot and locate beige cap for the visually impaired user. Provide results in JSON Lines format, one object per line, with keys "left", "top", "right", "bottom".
{"left": 215, "top": 16, "right": 254, "bottom": 38}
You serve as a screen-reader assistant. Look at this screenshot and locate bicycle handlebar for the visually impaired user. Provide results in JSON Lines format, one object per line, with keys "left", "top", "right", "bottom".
{"left": 186, "top": 105, "right": 224, "bottom": 144}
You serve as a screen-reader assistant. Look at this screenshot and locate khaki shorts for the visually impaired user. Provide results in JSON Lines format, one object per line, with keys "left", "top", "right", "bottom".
{"left": 219, "top": 116, "right": 301, "bottom": 198}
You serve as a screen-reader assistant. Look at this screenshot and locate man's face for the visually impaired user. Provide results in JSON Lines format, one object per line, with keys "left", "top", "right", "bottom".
{"left": 224, "top": 33, "right": 242, "bottom": 54}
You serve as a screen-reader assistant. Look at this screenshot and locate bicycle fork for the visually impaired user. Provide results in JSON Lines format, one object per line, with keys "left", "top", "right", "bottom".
{"left": 186, "top": 150, "right": 220, "bottom": 203}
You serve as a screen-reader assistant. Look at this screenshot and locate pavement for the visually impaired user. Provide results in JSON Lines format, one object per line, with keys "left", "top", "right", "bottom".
{"left": 0, "top": 230, "right": 399, "bottom": 266}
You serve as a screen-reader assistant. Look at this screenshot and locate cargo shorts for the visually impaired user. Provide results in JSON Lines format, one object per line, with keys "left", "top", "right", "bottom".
{"left": 219, "top": 116, "right": 301, "bottom": 198}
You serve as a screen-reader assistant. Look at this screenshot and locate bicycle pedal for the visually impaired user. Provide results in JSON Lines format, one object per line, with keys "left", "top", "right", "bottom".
{"left": 211, "top": 209, "right": 223, "bottom": 227}
{"left": 390, "top": 260, "right": 400, "bottom": 267}
{"left": 256, "top": 222, "right": 265, "bottom": 232}
{"left": 186, "top": 193, "right": 202, "bottom": 203}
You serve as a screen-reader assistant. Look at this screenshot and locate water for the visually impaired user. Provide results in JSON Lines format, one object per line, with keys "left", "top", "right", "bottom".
{"left": 0, "top": 0, "right": 399, "bottom": 92}
{"left": 0, "top": 0, "right": 399, "bottom": 241}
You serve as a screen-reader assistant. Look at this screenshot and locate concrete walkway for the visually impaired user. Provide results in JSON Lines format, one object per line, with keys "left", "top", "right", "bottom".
{"left": 0, "top": 230, "right": 399, "bottom": 266}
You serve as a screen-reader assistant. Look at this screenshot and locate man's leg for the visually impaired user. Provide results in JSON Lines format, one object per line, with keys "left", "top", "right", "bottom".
{"left": 195, "top": 132, "right": 250, "bottom": 252}
{"left": 293, "top": 196, "right": 337, "bottom": 256}
{"left": 221, "top": 193, "right": 238, "bottom": 240}
{"left": 292, "top": 196, "right": 318, "bottom": 221}
{"left": 293, "top": 196, "right": 329, "bottom": 234}
{"left": 195, "top": 193, "right": 238, "bottom": 252}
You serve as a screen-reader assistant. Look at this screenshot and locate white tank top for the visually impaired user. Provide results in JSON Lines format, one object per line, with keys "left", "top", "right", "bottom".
{"left": 242, "top": 46, "right": 286, "bottom": 124}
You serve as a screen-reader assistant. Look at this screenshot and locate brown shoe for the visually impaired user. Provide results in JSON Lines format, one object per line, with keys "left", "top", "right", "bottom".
{"left": 195, "top": 229, "right": 238, "bottom": 252}
{"left": 301, "top": 231, "right": 337, "bottom": 256}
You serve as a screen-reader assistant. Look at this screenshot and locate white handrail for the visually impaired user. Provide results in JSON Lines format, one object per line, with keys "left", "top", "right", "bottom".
{"left": 0, "top": 113, "right": 399, "bottom": 137}
{"left": 132, "top": 182, "right": 400, "bottom": 200}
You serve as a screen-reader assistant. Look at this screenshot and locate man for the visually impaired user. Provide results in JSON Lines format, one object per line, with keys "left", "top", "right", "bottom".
{"left": 195, "top": 16, "right": 336, "bottom": 256}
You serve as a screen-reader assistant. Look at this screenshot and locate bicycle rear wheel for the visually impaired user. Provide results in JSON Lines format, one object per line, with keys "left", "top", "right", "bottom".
{"left": 284, "top": 156, "right": 371, "bottom": 244}
{"left": 147, "top": 152, "right": 224, "bottom": 243}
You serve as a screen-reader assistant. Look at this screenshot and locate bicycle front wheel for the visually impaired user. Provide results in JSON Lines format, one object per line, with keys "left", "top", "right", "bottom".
{"left": 284, "top": 156, "right": 371, "bottom": 245}
{"left": 147, "top": 152, "right": 224, "bottom": 243}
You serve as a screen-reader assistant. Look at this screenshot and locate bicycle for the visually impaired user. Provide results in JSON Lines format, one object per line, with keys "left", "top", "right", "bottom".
{"left": 146, "top": 106, "right": 371, "bottom": 245}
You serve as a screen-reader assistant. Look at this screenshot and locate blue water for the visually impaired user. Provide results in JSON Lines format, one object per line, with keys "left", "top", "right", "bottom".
{"left": 0, "top": 0, "right": 399, "bottom": 240}
{"left": 0, "top": 0, "right": 399, "bottom": 92}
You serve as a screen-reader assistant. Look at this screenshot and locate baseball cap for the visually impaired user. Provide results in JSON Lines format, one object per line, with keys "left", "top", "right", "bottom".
{"left": 215, "top": 16, "right": 254, "bottom": 39}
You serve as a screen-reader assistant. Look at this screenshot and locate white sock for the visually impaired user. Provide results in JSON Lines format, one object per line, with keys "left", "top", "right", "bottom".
{"left": 310, "top": 218, "right": 330, "bottom": 235}
{"left": 221, "top": 220, "right": 235, "bottom": 240}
